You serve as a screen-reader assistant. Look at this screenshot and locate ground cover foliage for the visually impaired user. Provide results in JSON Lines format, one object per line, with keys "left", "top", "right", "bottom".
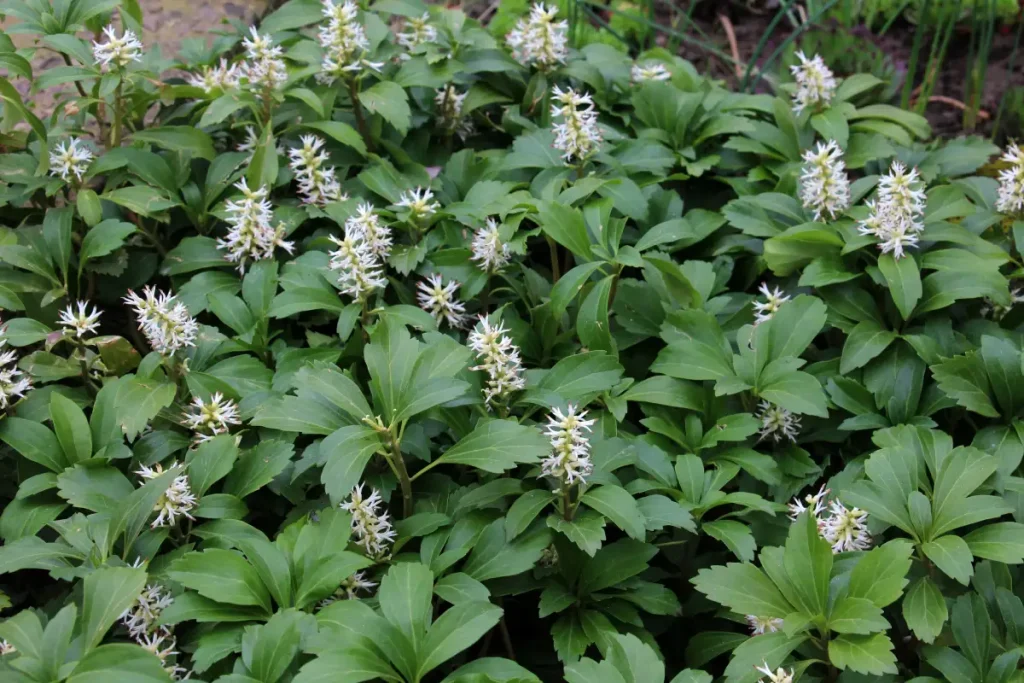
{"left": 2, "top": 0, "right": 1024, "bottom": 681}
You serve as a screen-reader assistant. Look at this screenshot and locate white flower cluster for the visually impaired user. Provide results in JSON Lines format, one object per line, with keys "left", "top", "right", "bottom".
{"left": 242, "top": 28, "right": 288, "bottom": 92}
{"left": 752, "top": 283, "right": 789, "bottom": 325}
{"left": 49, "top": 138, "right": 93, "bottom": 182}
{"left": 541, "top": 404, "right": 595, "bottom": 488}
{"left": 320, "top": 572, "right": 377, "bottom": 607}
{"left": 506, "top": 3, "right": 568, "bottom": 70}
{"left": 799, "top": 140, "right": 850, "bottom": 221}
{"left": 138, "top": 629, "right": 190, "bottom": 680}
{"left": 58, "top": 301, "right": 102, "bottom": 339}
{"left": 756, "top": 400, "right": 800, "bottom": 443}
{"left": 328, "top": 215, "right": 388, "bottom": 301}
{"left": 346, "top": 203, "right": 392, "bottom": 258}
{"left": 136, "top": 462, "right": 197, "bottom": 528}
{"left": 181, "top": 393, "right": 241, "bottom": 443}
{"left": 397, "top": 187, "right": 440, "bottom": 222}
{"left": 470, "top": 218, "right": 511, "bottom": 273}
{"left": 746, "top": 615, "right": 783, "bottom": 636}
{"left": 317, "top": 0, "right": 380, "bottom": 84}
{"left": 92, "top": 24, "right": 143, "bottom": 70}
{"left": 631, "top": 62, "right": 671, "bottom": 82}
{"left": 0, "top": 335, "right": 31, "bottom": 410}
{"left": 788, "top": 485, "right": 871, "bottom": 553}
{"left": 790, "top": 51, "right": 836, "bottom": 115}
{"left": 757, "top": 662, "right": 794, "bottom": 683}
{"left": 219, "top": 179, "right": 295, "bottom": 273}
{"left": 997, "top": 142, "right": 1024, "bottom": 216}
{"left": 435, "top": 85, "right": 473, "bottom": 139}
{"left": 288, "top": 135, "right": 345, "bottom": 206}
{"left": 187, "top": 58, "right": 241, "bottom": 93}
{"left": 468, "top": 316, "right": 526, "bottom": 408}
{"left": 123, "top": 287, "right": 198, "bottom": 355}
{"left": 120, "top": 584, "right": 174, "bottom": 639}
{"left": 340, "top": 484, "right": 396, "bottom": 559}
{"left": 417, "top": 274, "right": 466, "bottom": 328}
{"left": 397, "top": 13, "right": 437, "bottom": 51}
{"left": 551, "top": 86, "right": 602, "bottom": 165}
{"left": 858, "top": 160, "right": 926, "bottom": 260}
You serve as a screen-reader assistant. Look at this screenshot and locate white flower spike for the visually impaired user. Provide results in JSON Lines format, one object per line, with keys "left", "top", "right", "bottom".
{"left": 417, "top": 274, "right": 467, "bottom": 328}
{"left": 49, "top": 138, "right": 93, "bottom": 182}
{"left": 541, "top": 404, "right": 596, "bottom": 488}
{"left": 242, "top": 28, "right": 288, "bottom": 92}
{"left": 997, "top": 142, "right": 1024, "bottom": 216}
{"left": 288, "top": 135, "right": 345, "bottom": 206}
{"left": 181, "top": 393, "right": 241, "bottom": 443}
{"left": 397, "top": 187, "right": 440, "bottom": 221}
{"left": 340, "top": 484, "right": 396, "bottom": 559}
{"left": 468, "top": 315, "right": 527, "bottom": 409}
{"left": 58, "top": 301, "right": 102, "bottom": 338}
{"left": 800, "top": 140, "right": 850, "bottom": 221}
{"left": 746, "top": 615, "right": 783, "bottom": 635}
{"left": 757, "top": 400, "right": 800, "bottom": 443}
{"left": 470, "top": 218, "right": 512, "bottom": 274}
{"left": 790, "top": 51, "right": 836, "bottom": 115}
{"left": 756, "top": 662, "right": 794, "bottom": 683}
{"left": 317, "top": 0, "right": 375, "bottom": 83}
{"left": 506, "top": 3, "right": 568, "bottom": 70}
{"left": 120, "top": 584, "right": 175, "bottom": 638}
{"left": 551, "top": 86, "right": 602, "bottom": 164}
{"left": 328, "top": 223, "right": 387, "bottom": 301}
{"left": 752, "top": 283, "right": 790, "bottom": 325}
{"left": 820, "top": 500, "right": 871, "bottom": 552}
{"left": 397, "top": 13, "right": 437, "bottom": 51}
{"left": 345, "top": 203, "right": 392, "bottom": 259}
{"left": 436, "top": 85, "right": 474, "bottom": 139}
{"left": 219, "top": 179, "right": 295, "bottom": 272}
{"left": 187, "top": 58, "right": 240, "bottom": 93}
{"left": 93, "top": 25, "right": 143, "bottom": 70}
{"left": 857, "top": 160, "right": 926, "bottom": 260}
{"left": 123, "top": 287, "right": 198, "bottom": 355}
{"left": 631, "top": 62, "right": 671, "bottom": 82}
{"left": 135, "top": 462, "right": 197, "bottom": 528}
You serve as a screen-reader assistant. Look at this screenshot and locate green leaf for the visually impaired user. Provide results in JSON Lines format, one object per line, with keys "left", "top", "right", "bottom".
{"left": 133, "top": 126, "right": 215, "bottom": 160}
{"left": 536, "top": 352, "right": 624, "bottom": 401}
{"left": 432, "top": 419, "right": 548, "bottom": 473}
{"left": 877, "top": 253, "right": 921, "bottom": 320}
{"left": 50, "top": 392, "right": 92, "bottom": 463}
{"left": 115, "top": 376, "right": 177, "bottom": 442}
{"left": 0, "top": 416, "right": 69, "bottom": 472}
{"left": 922, "top": 535, "right": 975, "bottom": 585}
{"left": 621, "top": 376, "right": 703, "bottom": 410}
{"left": 243, "top": 608, "right": 304, "bottom": 683}
{"left": 82, "top": 566, "right": 147, "bottom": 651}
{"left": 361, "top": 81, "right": 412, "bottom": 134}
{"left": 579, "top": 485, "right": 646, "bottom": 541}
{"left": 964, "top": 522, "right": 1024, "bottom": 563}
{"left": 167, "top": 549, "right": 273, "bottom": 613}
{"left": 931, "top": 353, "right": 998, "bottom": 417}
{"left": 902, "top": 577, "right": 947, "bottom": 643}
{"left": 321, "top": 425, "right": 383, "bottom": 504}
{"left": 577, "top": 275, "right": 616, "bottom": 355}
{"left": 80, "top": 220, "right": 136, "bottom": 271}
{"left": 840, "top": 321, "right": 896, "bottom": 374}
{"left": 691, "top": 562, "right": 793, "bottom": 618}
{"left": 548, "top": 510, "right": 607, "bottom": 556}
{"left": 462, "top": 520, "right": 551, "bottom": 582}
{"left": 305, "top": 120, "right": 367, "bottom": 156}
{"left": 846, "top": 539, "right": 914, "bottom": 608}
{"left": 703, "top": 519, "right": 756, "bottom": 562}
{"left": 379, "top": 562, "right": 433, "bottom": 652}
{"left": 784, "top": 512, "right": 832, "bottom": 617}
{"left": 417, "top": 601, "right": 503, "bottom": 679}
{"left": 434, "top": 573, "right": 490, "bottom": 605}
{"left": 758, "top": 370, "right": 829, "bottom": 417}
{"left": 67, "top": 643, "right": 174, "bottom": 683}
{"left": 538, "top": 201, "right": 593, "bottom": 259}
{"left": 765, "top": 295, "right": 827, "bottom": 361}
{"left": 223, "top": 440, "right": 293, "bottom": 499}
{"left": 506, "top": 489, "right": 556, "bottom": 540}
{"left": 828, "top": 596, "right": 890, "bottom": 634}
{"left": 186, "top": 434, "right": 239, "bottom": 497}
{"left": 247, "top": 127, "right": 279, "bottom": 190}
{"left": 43, "top": 206, "right": 73, "bottom": 279}
{"left": 828, "top": 633, "right": 898, "bottom": 675}
{"left": 578, "top": 538, "right": 655, "bottom": 595}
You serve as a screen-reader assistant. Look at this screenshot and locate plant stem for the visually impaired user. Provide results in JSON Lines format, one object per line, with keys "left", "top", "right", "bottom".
{"left": 111, "top": 77, "right": 124, "bottom": 148}
{"left": 561, "top": 485, "right": 573, "bottom": 521}
{"left": 388, "top": 434, "right": 413, "bottom": 518}
{"left": 547, "top": 236, "right": 561, "bottom": 282}
{"left": 348, "top": 80, "right": 375, "bottom": 154}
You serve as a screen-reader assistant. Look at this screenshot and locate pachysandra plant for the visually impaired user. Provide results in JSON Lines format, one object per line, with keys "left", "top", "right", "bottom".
{"left": 1, "top": 1, "right": 1024, "bottom": 681}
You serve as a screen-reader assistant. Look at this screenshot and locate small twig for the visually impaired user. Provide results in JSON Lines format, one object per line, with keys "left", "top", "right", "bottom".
{"left": 717, "top": 13, "right": 744, "bottom": 80}
{"left": 478, "top": 0, "right": 501, "bottom": 22}
{"left": 909, "top": 95, "right": 991, "bottom": 120}
{"left": 499, "top": 616, "right": 516, "bottom": 661}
